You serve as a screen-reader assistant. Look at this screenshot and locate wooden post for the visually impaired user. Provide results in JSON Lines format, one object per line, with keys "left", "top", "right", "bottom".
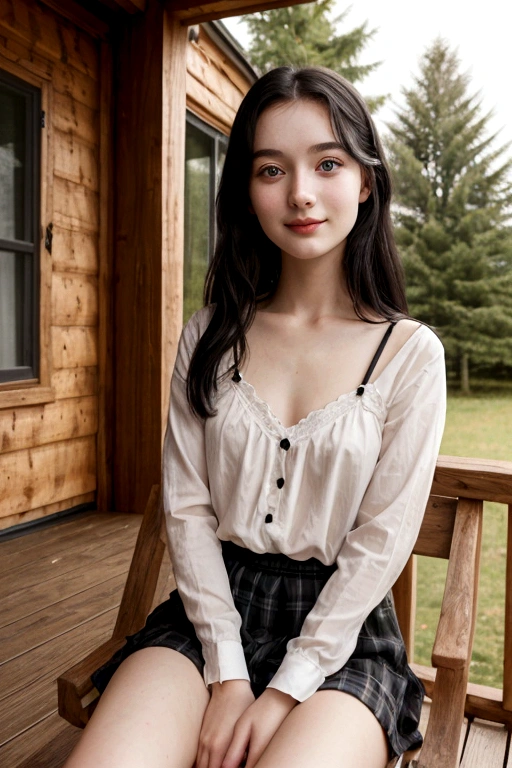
{"left": 161, "top": 10, "right": 188, "bottom": 437}
{"left": 113, "top": 1, "right": 188, "bottom": 514}
{"left": 392, "top": 555, "right": 417, "bottom": 662}
{"left": 503, "top": 504, "right": 512, "bottom": 710}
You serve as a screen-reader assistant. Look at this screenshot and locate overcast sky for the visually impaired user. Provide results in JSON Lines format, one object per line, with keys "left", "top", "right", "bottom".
{"left": 222, "top": 1, "right": 512, "bottom": 153}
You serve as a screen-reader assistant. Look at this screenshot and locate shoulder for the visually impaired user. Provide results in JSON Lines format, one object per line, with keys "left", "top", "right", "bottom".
{"left": 180, "top": 304, "right": 216, "bottom": 349}
{"left": 175, "top": 304, "right": 216, "bottom": 377}
{"left": 377, "top": 320, "right": 445, "bottom": 395}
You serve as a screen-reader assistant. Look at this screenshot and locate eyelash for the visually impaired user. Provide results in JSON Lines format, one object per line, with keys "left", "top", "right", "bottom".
{"left": 258, "top": 157, "right": 343, "bottom": 178}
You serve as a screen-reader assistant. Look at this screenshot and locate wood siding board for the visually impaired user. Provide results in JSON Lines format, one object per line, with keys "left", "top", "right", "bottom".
{"left": 0, "top": 492, "right": 94, "bottom": 532}
{"left": 53, "top": 177, "right": 99, "bottom": 233}
{"left": 52, "top": 59, "right": 99, "bottom": 110}
{"left": 51, "top": 366, "right": 98, "bottom": 400}
{"left": 186, "top": 70, "right": 236, "bottom": 131}
{"left": 0, "top": 436, "right": 96, "bottom": 517}
{"left": 0, "top": 0, "right": 103, "bottom": 69}
{"left": 0, "top": 396, "right": 98, "bottom": 454}
{"left": 52, "top": 91, "right": 99, "bottom": 147}
{"left": 51, "top": 272, "right": 99, "bottom": 326}
{"left": 51, "top": 327, "right": 98, "bottom": 369}
{"left": 186, "top": 40, "right": 245, "bottom": 115}
{"left": 53, "top": 127, "right": 99, "bottom": 191}
{"left": 51, "top": 227, "right": 98, "bottom": 275}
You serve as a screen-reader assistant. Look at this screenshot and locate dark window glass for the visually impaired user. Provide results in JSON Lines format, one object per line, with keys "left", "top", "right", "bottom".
{"left": 0, "top": 69, "right": 40, "bottom": 383}
{"left": 183, "top": 114, "right": 227, "bottom": 324}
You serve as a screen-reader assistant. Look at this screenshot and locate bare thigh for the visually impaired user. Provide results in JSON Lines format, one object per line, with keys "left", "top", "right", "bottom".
{"left": 254, "top": 690, "right": 390, "bottom": 768}
{"left": 63, "top": 647, "right": 210, "bottom": 768}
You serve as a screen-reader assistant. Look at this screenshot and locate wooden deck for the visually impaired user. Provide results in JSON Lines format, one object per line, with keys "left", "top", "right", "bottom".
{"left": 0, "top": 513, "right": 510, "bottom": 767}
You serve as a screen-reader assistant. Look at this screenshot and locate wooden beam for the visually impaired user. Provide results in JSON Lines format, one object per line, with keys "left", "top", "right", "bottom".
{"left": 38, "top": 1, "right": 109, "bottom": 38}
{"left": 168, "top": 0, "right": 312, "bottom": 25}
{"left": 433, "top": 455, "right": 512, "bottom": 505}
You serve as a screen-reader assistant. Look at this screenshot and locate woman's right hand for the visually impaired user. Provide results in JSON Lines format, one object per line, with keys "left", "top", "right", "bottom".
{"left": 194, "top": 679, "right": 255, "bottom": 768}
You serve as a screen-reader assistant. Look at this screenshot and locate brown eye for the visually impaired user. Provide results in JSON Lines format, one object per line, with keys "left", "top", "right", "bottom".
{"left": 261, "top": 165, "right": 282, "bottom": 177}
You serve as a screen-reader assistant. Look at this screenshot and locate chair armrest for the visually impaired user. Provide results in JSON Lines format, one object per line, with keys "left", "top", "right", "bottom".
{"left": 432, "top": 497, "right": 482, "bottom": 669}
{"left": 57, "top": 637, "right": 126, "bottom": 728}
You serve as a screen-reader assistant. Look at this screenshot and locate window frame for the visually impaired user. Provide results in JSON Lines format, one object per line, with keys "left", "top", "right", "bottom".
{"left": 0, "top": 56, "right": 54, "bottom": 408}
{"left": 0, "top": 68, "right": 41, "bottom": 384}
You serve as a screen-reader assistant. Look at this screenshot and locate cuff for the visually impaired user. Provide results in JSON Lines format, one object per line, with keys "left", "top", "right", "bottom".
{"left": 202, "top": 640, "right": 250, "bottom": 687}
{"left": 266, "top": 650, "right": 325, "bottom": 702}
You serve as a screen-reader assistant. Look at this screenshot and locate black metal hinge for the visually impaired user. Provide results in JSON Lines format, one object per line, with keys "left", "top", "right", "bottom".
{"left": 41, "top": 110, "right": 46, "bottom": 128}
{"left": 45, "top": 223, "right": 53, "bottom": 254}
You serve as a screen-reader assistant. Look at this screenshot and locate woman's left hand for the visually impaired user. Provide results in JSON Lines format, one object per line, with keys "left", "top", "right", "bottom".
{"left": 220, "top": 688, "right": 298, "bottom": 768}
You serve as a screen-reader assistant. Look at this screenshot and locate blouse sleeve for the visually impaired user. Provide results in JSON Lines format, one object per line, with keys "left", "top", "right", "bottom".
{"left": 266, "top": 330, "right": 447, "bottom": 702}
{"left": 162, "top": 311, "right": 250, "bottom": 688}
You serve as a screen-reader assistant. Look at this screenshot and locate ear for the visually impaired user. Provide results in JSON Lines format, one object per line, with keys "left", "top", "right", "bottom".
{"left": 359, "top": 183, "right": 371, "bottom": 204}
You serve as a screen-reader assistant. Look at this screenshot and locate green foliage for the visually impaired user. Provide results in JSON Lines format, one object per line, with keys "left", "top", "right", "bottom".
{"left": 387, "top": 39, "right": 512, "bottom": 389}
{"left": 244, "top": 1, "right": 382, "bottom": 106}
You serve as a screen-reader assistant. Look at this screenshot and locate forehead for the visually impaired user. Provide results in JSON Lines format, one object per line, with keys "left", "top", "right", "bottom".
{"left": 253, "top": 99, "right": 337, "bottom": 149}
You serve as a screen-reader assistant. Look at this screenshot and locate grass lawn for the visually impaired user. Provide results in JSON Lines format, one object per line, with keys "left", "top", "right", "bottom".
{"left": 414, "top": 391, "right": 512, "bottom": 688}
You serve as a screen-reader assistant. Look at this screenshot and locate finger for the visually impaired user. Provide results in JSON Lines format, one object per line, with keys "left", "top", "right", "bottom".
{"left": 221, "top": 722, "right": 251, "bottom": 768}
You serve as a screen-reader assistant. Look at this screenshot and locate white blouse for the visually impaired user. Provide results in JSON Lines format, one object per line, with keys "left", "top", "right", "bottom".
{"left": 162, "top": 304, "right": 446, "bottom": 703}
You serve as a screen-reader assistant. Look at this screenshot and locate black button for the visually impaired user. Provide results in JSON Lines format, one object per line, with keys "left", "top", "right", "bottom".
{"left": 265, "top": 513, "right": 273, "bottom": 523}
{"left": 232, "top": 369, "right": 241, "bottom": 382}
{"left": 280, "top": 438, "right": 290, "bottom": 450}
{"left": 276, "top": 478, "right": 285, "bottom": 489}
{"left": 356, "top": 385, "right": 365, "bottom": 396}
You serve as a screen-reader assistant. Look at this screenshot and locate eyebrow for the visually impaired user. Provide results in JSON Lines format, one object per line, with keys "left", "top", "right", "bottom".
{"left": 252, "top": 141, "right": 345, "bottom": 160}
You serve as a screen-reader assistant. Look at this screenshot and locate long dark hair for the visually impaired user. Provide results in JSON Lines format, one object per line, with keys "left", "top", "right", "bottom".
{"left": 187, "top": 66, "right": 408, "bottom": 418}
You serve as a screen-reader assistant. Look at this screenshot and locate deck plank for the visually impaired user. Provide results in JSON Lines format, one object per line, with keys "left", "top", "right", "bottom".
{"left": 0, "top": 711, "right": 80, "bottom": 768}
{"left": 460, "top": 718, "right": 508, "bottom": 767}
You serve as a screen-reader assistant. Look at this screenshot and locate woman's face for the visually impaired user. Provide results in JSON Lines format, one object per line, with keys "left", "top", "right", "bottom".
{"left": 248, "top": 99, "right": 370, "bottom": 265}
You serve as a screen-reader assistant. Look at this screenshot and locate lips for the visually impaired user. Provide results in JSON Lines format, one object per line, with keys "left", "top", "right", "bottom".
{"left": 284, "top": 218, "right": 326, "bottom": 234}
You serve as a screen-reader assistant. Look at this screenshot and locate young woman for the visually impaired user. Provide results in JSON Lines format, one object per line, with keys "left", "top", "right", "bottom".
{"left": 65, "top": 66, "right": 446, "bottom": 768}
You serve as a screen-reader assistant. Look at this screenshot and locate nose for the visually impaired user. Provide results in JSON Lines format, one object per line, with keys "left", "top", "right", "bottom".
{"left": 288, "top": 171, "right": 316, "bottom": 208}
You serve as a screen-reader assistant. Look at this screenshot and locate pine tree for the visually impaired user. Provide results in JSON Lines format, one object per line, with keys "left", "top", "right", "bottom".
{"left": 245, "top": 1, "right": 381, "bottom": 99}
{"left": 387, "top": 39, "right": 512, "bottom": 391}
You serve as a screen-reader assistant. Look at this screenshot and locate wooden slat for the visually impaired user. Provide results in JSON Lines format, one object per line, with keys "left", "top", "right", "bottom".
{"left": 53, "top": 177, "right": 99, "bottom": 233}
{"left": 0, "top": 710, "right": 80, "bottom": 768}
{"left": 51, "top": 226, "right": 98, "bottom": 276}
{"left": 413, "top": 496, "right": 458, "bottom": 559}
{"left": 392, "top": 555, "right": 416, "bottom": 661}
{"left": 187, "top": 69, "right": 236, "bottom": 132}
{"left": 503, "top": 503, "right": 512, "bottom": 710}
{"left": 432, "top": 498, "right": 483, "bottom": 669}
{"left": 0, "top": 609, "right": 116, "bottom": 744}
{"left": 0, "top": 572, "right": 126, "bottom": 664}
{"left": 460, "top": 718, "right": 508, "bottom": 767}
{"left": 0, "top": 493, "right": 95, "bottom": 533}
{"left": 186, "top": 39, "right": 246, "bottom": 115}
{"left": 0, "top": 521, "right": 136, "bottom": 604}
{"left": 51, "top": 273, "right": 99, "bottom": 326}
{"left": 96, "top": 39, "right": 114, "bottom": 513}
{"left": 0, "top": 512, "right": 137, "bottom": 570}
{"left": 51, "top": 366, "right": 98, "bottom": 400}
{"left": 52, "top": 91, "right": 99, "bottom": 148}
{"left": 0, "top": 396, "right": 97, "bottom": 454}
{"left": 0, "top": 545, "right": 133, "bottom": 629}
{"left": 433, "top": 456, "right": 512, "bottom": 505}
{"left": 54, "top": 128, "right": 99, "bottom": 191}
{"left": 0, "top": 436, "right": 96, "bottom": 518}
{"left": 52, "top": 327, "right": 98, "bottom": 369}
{"left": 170, "top": 0, "right": 313, "bottom": 25}
{"left": 198, "top": 29, "right": 254, "bottom": 93}
{"left": 0, "top": 387, "right": 55, "bottom": 410}
{"left": 53, "top": 61, "right": 99, "bottom": 111}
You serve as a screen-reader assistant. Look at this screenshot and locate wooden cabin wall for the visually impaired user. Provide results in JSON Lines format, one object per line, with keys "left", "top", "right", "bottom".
{"left": 186, "top": 26, "right": 252, "bottom": 135}
{"left": 0, "top": 0, "right": 103, "bottom": 529}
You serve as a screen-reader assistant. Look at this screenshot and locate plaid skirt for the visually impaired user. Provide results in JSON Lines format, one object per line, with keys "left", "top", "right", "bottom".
{"left": 92, "top": 540, "right": 424, "bottom": 758}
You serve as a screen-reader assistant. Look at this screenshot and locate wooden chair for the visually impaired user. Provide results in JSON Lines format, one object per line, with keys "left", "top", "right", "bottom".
{"left": 57, "top": 479, "right": 483, "bottom": 768}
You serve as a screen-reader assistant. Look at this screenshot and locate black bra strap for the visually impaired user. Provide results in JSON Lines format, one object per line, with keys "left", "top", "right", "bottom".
{"left": 358, "top": 322, "right": 397, "bottom": 391}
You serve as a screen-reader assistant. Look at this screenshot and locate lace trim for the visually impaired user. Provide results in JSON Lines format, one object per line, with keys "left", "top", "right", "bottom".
{"left": 231, "top": 375, "right": 385, "bottom": 442}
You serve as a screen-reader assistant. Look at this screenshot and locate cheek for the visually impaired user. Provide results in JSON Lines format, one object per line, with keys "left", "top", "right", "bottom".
{"left": 249, "top": 183, "right": 281, "bottom": 222}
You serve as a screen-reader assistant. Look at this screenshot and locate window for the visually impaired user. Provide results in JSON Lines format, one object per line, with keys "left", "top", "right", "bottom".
{"left": 0, "top": 69, "right": 41, "bottom": 384}
{"left": 184, "top": 113, "right": 227, "bottom": 324}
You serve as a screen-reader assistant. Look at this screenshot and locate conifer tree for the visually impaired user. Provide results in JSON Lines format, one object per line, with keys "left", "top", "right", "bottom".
{"left": 245, "top": 1, "right": 379, "bottom": 94}
{"left": 387, "top": 39, "right": 512, "bottom": 391}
